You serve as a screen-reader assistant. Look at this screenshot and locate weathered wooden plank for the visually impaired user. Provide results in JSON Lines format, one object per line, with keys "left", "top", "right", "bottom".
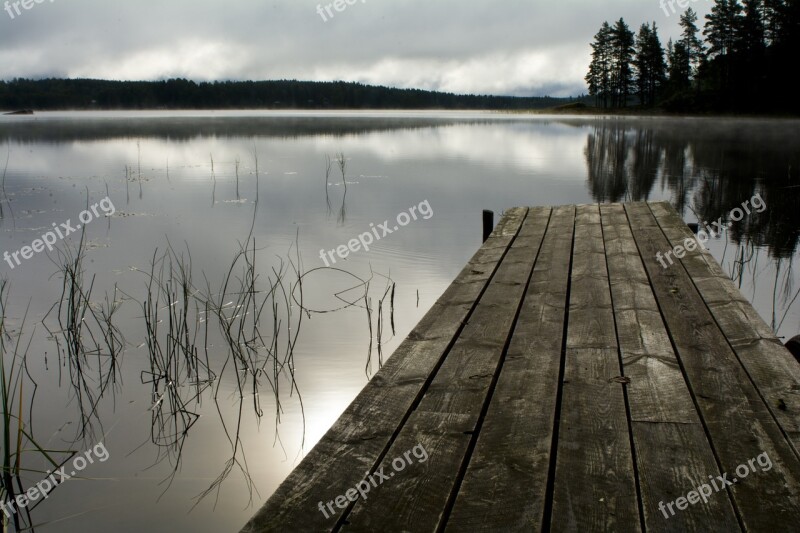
{"left": 550, "top": 204, "right": 641, "bottom": 532}
{"left": 648, "top": 201, "right": 800, "bottom": 453}
{"left": 339, "top": 207, "right": 553, "bottom": 531}
{"left": 240, "top": 208, "right": 528, "bottom": 533}
{"left": 445, "top": 205, "right": 575, "bottom": 531}
{"left": 246, "top": 201, "right": 800, "bottom": 533}
{"left": 625, "top": 202, "right": 800, "bottom": 531}
{"left": 601, "top": 204, "right": 740, "bottom": 532}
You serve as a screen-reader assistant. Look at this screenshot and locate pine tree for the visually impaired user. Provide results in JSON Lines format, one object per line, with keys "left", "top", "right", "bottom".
{"left": 704, "top": 0, "right": 744, "bottom": 58}
{"left": 679, "top": 8, "right": 705, "bottom": 80}
{"left": 704, "top": 0, "right": 745, "bottom": 98}
{"left": 610, "top": 18, "right": 635, "bottom": 108}
{"left": 584, "top": 0, "right": 799, "bottom": 113}
{"left": 634, "top": 23, "right": 667, "bottom": 107}
{"left": 667, "top": 39, "right": 691, "bottom": 93}
{"left": 635, "top": 24, "right": 652, "bottom": 106}
{"left": 586, "top": 22, "right": 613, "bottom": 108}
{"left": 739, "top": 0, "right": 767, "bottom": 55}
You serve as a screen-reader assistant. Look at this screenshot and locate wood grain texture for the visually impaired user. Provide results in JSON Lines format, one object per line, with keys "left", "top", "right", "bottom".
{"left": 626, "top": 202, "right": 800, "bottom": 531}
{"left": 240, "top": 208, "right": 528, "bottom": 533}
{"left": 243, "top": 202, "right": 800, "bottom": 533}
{"left": 550, "top": 204, "right": 641, "bottom": 533}
{"left": 601, "top": 204, "right": 739, "bottom": 532}
{"left": 339, "top": 208, "right": 552, "bottom": 532}
{"left": 648, "top": 201, "right": 800, "bottom": 453}
{"left": 445, "top": 205, "right": 575, "bottom": 531}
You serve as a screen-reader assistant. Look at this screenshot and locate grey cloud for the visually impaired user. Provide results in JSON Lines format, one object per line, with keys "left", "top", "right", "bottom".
{"left": 0, "top": 0, "right": 714, "bottom": 96}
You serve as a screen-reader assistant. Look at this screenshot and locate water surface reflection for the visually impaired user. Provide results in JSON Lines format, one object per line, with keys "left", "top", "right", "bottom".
{"left": 0, "top": 112, "right": 797, "bottom": 532}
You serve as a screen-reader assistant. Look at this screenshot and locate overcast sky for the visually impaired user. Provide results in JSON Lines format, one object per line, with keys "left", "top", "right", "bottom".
{"left": 0, "top": 0, "right": 714, "bottom": 97}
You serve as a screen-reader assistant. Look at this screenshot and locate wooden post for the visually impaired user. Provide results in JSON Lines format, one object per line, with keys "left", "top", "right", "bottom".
{"left": 482, "top": 210, "right": 494, "bottom": 242}
{"left": 785, "top": 335, "right": 800, "bottom": 364}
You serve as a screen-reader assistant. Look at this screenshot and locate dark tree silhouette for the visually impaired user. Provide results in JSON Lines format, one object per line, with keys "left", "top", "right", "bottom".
{"left": 679, "top": 8, "right": 705, "bottom": 80}
{"left": 705, "top": 0, "right": 744, "bottom": 58}
{"left": 666, "top": 39, "right": 691, "bottom": 94}
{"left": 634, "top": 23, "right": 667, "bottom": 107}
{"left": 586, "top": 22, "right": 614, "bottom": 109}
{"left": 586, "top": 1, "right": 799, "bottom": 114}
{"left": 610, "top": 18, "right": 636, "bottom": 108}
{"left": 0, "top": 79, "right": 579, "bottom": 111}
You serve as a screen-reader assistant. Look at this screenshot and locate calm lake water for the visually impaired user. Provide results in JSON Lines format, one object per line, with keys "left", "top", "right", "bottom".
{"left": 0, "top": 111, "right": 799, "bottom": 532}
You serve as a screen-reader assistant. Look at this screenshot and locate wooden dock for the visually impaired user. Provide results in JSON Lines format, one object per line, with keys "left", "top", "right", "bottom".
{"left": 242, "top": 202, "right": 800, "bottom": 532}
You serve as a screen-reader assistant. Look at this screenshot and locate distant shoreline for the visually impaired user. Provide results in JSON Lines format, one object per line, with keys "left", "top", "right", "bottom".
{"left": 0, "top": 78, "right": 585, "bottom": 112}
{"left": 510, "top": 104, "right": 800, "bottom": 120}
{"left": 1, "top": 108, "right": 798, "bottom": 121}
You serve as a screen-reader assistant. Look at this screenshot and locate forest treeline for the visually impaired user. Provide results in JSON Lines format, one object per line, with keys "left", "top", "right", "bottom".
{"left": 0, "top": 78, "right": 576, "bottom": 111}
{"left": 585, "top": 0, "right": 800, "bottom": 113}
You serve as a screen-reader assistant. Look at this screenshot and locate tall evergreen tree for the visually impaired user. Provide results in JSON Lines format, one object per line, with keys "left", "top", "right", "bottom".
{"left": 704, "top": 0, "right": 745, "bottom": 99}
{"left": 586, "top": 22, "right": 614, "bottom": 108}
{"left": 739, "top": 0, "right": 767, "bottom": 54}
{"left": 736, "top": 0, "right": 768, "bottom": 104}
{"left": 666, "top": 39, "right": 691, "bottom": 93}
{"left": 634, "top": 23, "right": 667, "bottom": 107}
{"left": 610, "top": 18, "right": 635, "bottom": 108}
{"left": 584, "top": 0, "right": 800, "bottom": 113}
{"left": 679, "top": 8, "right": 705, "bottom": 80}
{"left": 704, "top": 0, "right": 744, "bottom": 58}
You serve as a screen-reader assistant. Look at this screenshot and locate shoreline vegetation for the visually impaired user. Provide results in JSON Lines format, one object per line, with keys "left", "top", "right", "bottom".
{"left": 0, "top": 78, "right": 582, "bottom": 112}
{"left": 2, "top": 104, "right": 798, "bottom": 120}
{"left": 584, "top": 2, "right": 800, "bottom": 116}
{"left": 0, "top": 79, "right": 796, "bottom": 118}
{"left": 512, "top": 102, "right": 800, "bottom": 119}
